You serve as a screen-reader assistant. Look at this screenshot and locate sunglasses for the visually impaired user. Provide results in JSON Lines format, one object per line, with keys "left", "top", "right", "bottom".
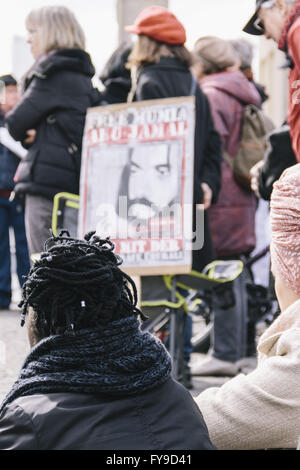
{"left": 253, "top": 17, "right": 265, "bottom": 32}
{"left": 254, "top": 0, "right": 276, "bottom": 32}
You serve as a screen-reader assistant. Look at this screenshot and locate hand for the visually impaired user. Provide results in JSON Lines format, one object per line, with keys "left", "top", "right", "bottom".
{"left": 24, "top": 129, "right": 37, "bottom": 145}
{"left": 201, "top": 182, "right": 213, "bottom": 210}
{"left": 250, "top": 160, "right": 264, "bottom": 198}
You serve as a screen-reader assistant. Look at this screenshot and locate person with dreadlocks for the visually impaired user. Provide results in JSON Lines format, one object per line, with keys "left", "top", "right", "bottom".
{"left": 0, "top": 231, "right": 215, "bottom": 450}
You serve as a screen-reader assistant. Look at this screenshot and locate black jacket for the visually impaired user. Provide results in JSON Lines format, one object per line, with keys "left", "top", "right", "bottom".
{"left": 0, "top": 113, "right": 20, "bottom": 191}
{"left": 5, "top": 49, "right": 101, "bottom": 200}
{"left": 0, "top": 378, "right": 216, "bottom": 450}
{"left": 134, "top": 58, "right": 222, "bottom": 205}
{"left": 99, "top": 41, "right": 132, "bottom": 105}
{"left": 258, "top": 124, "right": 296, "bottom": 200}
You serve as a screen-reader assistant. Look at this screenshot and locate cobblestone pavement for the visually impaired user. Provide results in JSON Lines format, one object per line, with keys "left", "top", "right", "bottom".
{"left": 0, "top": 308, "right": 30, "bottom": 403}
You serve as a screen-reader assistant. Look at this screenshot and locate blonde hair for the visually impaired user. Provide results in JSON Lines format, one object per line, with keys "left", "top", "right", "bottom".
{"left": 127, "top": 35, "right": 193, "bottom": 70}
{"left": 26, "top": 5, "right": 86, "bottom": 54}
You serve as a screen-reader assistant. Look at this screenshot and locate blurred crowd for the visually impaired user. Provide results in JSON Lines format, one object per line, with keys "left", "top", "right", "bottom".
{"left": 1, "top": 0, "right": 300, "bottom": 451}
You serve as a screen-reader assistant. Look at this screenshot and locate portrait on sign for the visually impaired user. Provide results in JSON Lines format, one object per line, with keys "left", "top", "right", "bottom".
{"left": 79, "top": 97, "right": 196, "bottom": 275}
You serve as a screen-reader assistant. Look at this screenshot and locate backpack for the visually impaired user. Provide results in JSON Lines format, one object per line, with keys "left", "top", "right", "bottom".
{"left": 224, "top": 104, "right": 275, "bottom": 191}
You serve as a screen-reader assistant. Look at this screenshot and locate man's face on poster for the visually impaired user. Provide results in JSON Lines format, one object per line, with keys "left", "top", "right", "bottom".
{"left": 122, "top": 143, "right": 181, "bottom": 220}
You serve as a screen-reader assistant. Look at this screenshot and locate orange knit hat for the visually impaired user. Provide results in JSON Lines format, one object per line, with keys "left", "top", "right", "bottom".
{"left": 125, "top": 5, "right": 186, "bottom": 45}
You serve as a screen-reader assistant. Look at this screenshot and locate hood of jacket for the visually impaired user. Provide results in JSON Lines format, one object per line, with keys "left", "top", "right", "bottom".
{"left": 99, "top": 41, "right": 131, "bottom": 86}
{"left": 98, "top": 42, "right": 132, "bottom": 105}
{"left": 25, "top": 48, "right": 95, "bottom": 89}
{"left": 201, "top": 70, "right": 261, "bottom": 107}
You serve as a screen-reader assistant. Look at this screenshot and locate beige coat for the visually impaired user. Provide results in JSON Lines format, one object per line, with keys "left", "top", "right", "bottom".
{"left": 194, "top": 298, "right": 300, "bottom": 450}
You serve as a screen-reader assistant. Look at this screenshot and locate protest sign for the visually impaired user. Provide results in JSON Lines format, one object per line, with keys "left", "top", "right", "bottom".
{"left": 78, "top": 96, "right": 196, "bottom": 276}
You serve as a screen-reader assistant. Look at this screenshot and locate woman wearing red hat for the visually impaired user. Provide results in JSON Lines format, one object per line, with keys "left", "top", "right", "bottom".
{"left": 125, "top": 6, "right": 222, "bottom": 387}
{"left": 126, "top": 5, "right": 222, "bottom": 271}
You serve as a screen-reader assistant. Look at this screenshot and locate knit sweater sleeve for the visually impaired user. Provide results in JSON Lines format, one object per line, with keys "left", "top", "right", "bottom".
{"left": 194, "top": 328, "right": 300, "bottom": 450}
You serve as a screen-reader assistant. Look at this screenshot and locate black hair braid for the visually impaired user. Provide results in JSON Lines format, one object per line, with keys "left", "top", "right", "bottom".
{"left": 19, "top": 231, "right": 147, "bottom": 336}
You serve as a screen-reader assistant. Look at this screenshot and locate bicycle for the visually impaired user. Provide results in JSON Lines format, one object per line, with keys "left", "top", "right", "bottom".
{"left": 51, "top": 193, "right": 279, "bottom": 385}
{"left": 141, "top": 249, "right": 279, "bottom": 386}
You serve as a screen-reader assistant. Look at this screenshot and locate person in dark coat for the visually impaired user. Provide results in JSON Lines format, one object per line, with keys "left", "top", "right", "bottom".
{"left": 0, "top": 75, "right": 30, "bottom": 309}
{"left": 125, "top": 10, "right": 222, "bottom": 258}
{"left": 5, "top": 6, "right": 101, "bottom": 256}
{"left": 124, "top": 6, "right": 222, "bottom": 388}
{"left": 0, "top": 231, "right": 216, "bottom": 451}
{"left": 255, "top": 123, "right": 297, "bottom": 200}
{"left": 99, "top": 41, "right": 132, "bottom": 105}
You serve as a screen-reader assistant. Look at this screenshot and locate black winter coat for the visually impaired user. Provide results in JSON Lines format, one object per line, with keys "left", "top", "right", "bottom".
{"left": 99, "top": 41, "right": 132, "bottom": 105}
{"left": 0, "top": 113, "right": 20, "bottom": 191}
{"left": 0, "top": 378, "right": 216, "bottom": 450}
{"left": 5, "top": 49, "right": 101, "bottom": 200}
{"left": 134, "top": 58, "right": 222, "bottom": 271}
{"left": 258, "top": 124, "right": 296, "bottom": 200}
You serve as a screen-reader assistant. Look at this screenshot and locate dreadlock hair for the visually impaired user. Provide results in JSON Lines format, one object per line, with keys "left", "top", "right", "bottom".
{"left": 19, "top": 230, "right": 146, "bottom": 337}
